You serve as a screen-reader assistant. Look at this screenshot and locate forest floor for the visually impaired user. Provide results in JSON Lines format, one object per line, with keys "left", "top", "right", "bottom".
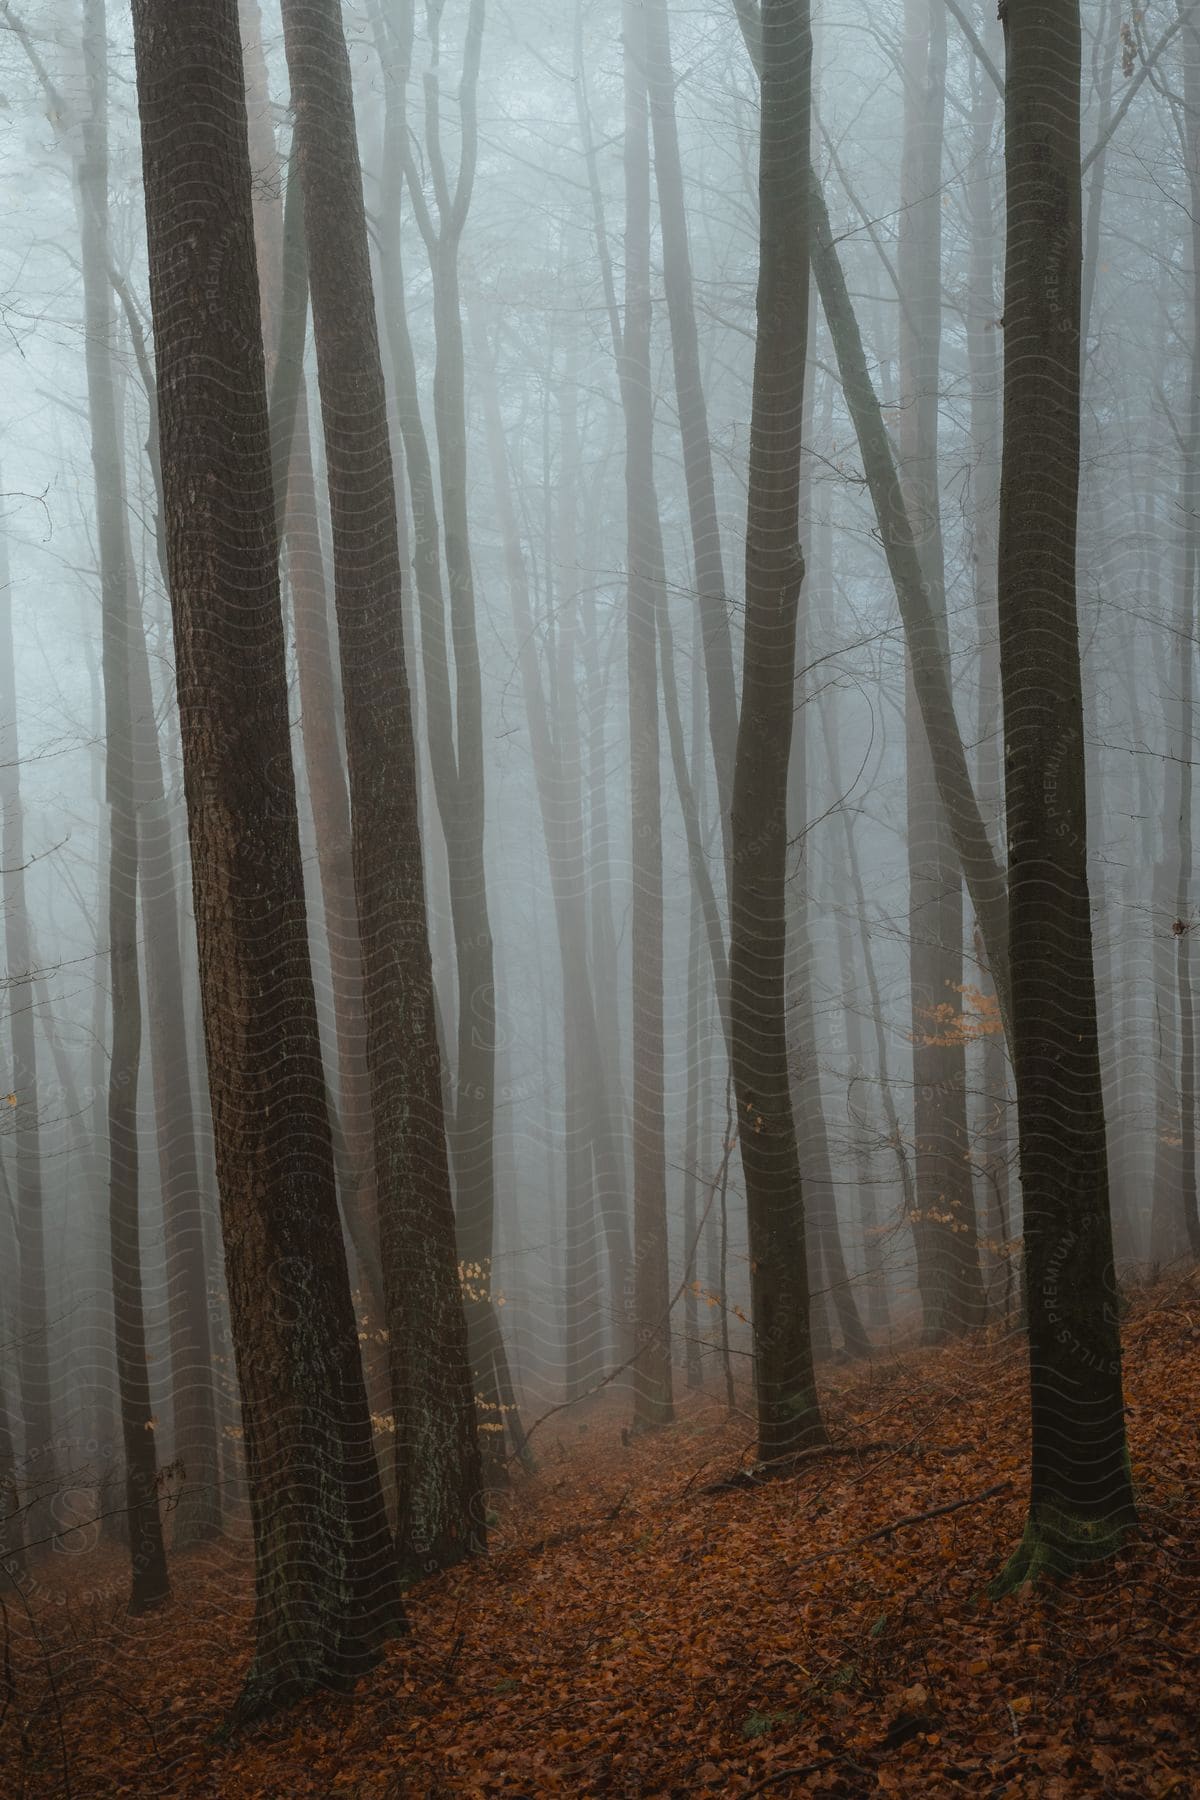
{"left": 3, "top": 1279, "right": 1199, "bottom": 1798}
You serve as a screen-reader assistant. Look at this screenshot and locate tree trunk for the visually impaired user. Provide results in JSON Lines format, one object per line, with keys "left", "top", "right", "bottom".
{"left": 3, "top": 0, "right": 225, "bottom": 1555}
{"left": 622, "top": 0, "right": 674, "bottom": 1430}
{"left": 0, "top": 499, "right": 57, "bottom": 1547}
{"left": 965, "top": 13, "right": 1012, "bottom": 1309}
{"left": 994, "top": 0, "right": 1136, "bottom": 1584}
{"left": 734, "top": 0, "right": 1011, "bottom": 1030}
{"left": 278, "top": 0, "right": 483, "bottom": 1574}
{"left": 242, "top": 0, "right": 386, "bottom": 1343}
{"left": 729, "top": 0, "right": 826, "bottom": 1461}
{"left": 899, "top": 0, "right": 983, "bottom": 1338}
{"left": 788, "top": 361, "right": 868, "bottom": 1362}
{"left": 370, "top": 0, "right": 520, "bottom": 1461}
{"left": 131, "top": 0, "right": 401, "bottom": 1712}
{"left": 643, "top": 0, "right": 739, "bottom": 871}
{"left": 1164, "top": 4, "right": 1200, "bottom": 1258}
{"left": 82, "top": 0, "right": 172, "bottom": 1610}
{"left": 469, "top": 300, "right": 628, "bottom": 1394}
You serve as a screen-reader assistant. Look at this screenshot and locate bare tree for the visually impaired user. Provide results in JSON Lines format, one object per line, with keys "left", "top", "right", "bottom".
{"left": 278, "top": 0, "right": 483, "bottom": 1572}
{"left": 131, "top": 0, "right": 400, "bottom": 1712}
{"left": 993, "top": 0, "right": 1136, "bottom": 1585}
{"left": 82, "top": 0, "right": 171, "bottom": 1611}
{"left": 898, "top": 0, "right": 983, "bottom": 1336}
{"left": 644, "top": 0, "right": 739, "bottom": 870}
{"left": 0, "top": 504, "right": 57, "bottom": 1548}
{"left": 622, "top": 0, "right": 674, "bottom": 1430}
{"left": 729, "top": 0, "right": 826, "bottom": 1461}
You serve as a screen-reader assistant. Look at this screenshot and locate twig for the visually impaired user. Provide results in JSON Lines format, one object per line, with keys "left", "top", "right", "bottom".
{"left": 744, "top": 1750, "right": 875, "bottom": 1794}
{"left": 699, "top": 1441, "right": 909, "bottom": 1495}
{"left": 789, "top": 1480, "right": 1015, "bottom": 1572}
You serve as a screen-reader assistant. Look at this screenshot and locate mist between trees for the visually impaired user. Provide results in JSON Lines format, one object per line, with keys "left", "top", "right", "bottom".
{"left": 0, "top": 0, "right": 1190, "bottom": 1746}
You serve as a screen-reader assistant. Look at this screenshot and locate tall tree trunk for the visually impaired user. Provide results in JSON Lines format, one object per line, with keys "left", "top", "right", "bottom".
{"left": 0, "top": 1357, "right": 19, "bottom": 1571}
{"left": 469, "top": 300, "right": 628, "bottom": 1393}
{"left": 729, "top": 0, "right": 826, "bottom": 1461}
{"left": 789, "top": 364, "right": 868, "bottom": 1362}
{"left": 994, "top": 0, "right": 1136, "bottom": 1584}
{"left": 740, "top": 0, "right": 1015, "bottom": 1024}
{"left": 0, "top": 497, "right": 57, "bottom": 1546}
{"left": 370, "top": 0, "right": 519, "bottom": 1459}
{"left": 965, "top": 14, "right": 1012, "bottom": 1308}
{"left": 2, "top": 0, "right": 225, "bottom": 1553}
{"left": 812, "top": 574, "right": 917, "bottom": 1321}
{"left": 82, "top": 0, "right": 171, "bottom": 1609}
{"left": 899, "top": 0, "right": 983, "bottom": 1337}
{"left": 242, "top": 0, "right": 386, "bottom": 1341}
{"left": 1164, "top": 4, "right": 1200, "bottom": 1258}
{"left": 278, "top": 0, "right": 482, "bottom": 1574}
{"left": 622, "top": 0, "right": 674, "bottom": 1430}
{"left": 682, "top": 610, "right": 710, "bottom": 1390}
{"left": 643, "top": 0, "right": 739, "bottom": 871}
{"left": 131, "top": 0, "right": 401, "bottom": 1712}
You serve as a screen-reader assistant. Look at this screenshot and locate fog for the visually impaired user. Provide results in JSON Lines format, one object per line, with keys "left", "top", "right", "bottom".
{"left": 0, "top": 0, "right": 1192, "bottom": 1736}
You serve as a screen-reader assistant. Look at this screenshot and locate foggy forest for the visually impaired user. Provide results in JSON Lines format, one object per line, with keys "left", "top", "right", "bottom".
{"left": 0, "top": 0, "right": 1196, "bottom": 1793}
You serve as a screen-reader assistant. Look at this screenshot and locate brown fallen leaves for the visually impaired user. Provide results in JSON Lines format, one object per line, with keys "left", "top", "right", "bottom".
{"left": 2, "top": 1280, "right": 1197, "bottom": 1797}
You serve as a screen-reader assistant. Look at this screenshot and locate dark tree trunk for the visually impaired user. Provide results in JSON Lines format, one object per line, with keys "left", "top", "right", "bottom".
{"left": 278, "top": 0, "right": 483, "bottom": 1575}
{"left": 994, "top": 0, "right": 1136, "bottom": 1583}
{"left": 899, "top": 0, "right": 983, "bottom": 1339}
{"left": 735, "top": 0, "right": 1010, "bottom": 1035}
{"left": 964, "top": 16, "right": 1012, "bottom": 1308}
{"left": 131, "top": 0, "right": 401, "bottom": 1712}
{"left": 242, "top": 0, "right": 386, "bottom": 1344}
{"left": 622, "top": 0, "right": 674, "bottom": 1431}
{"left": 729, "top": 0, "right": 826, "bottom": 1462}
{"left": 83, "top": 0, "right": 171, "bottom": 1612}
{"left": 0, "top": 521, "right": 57, "bottom": 1550}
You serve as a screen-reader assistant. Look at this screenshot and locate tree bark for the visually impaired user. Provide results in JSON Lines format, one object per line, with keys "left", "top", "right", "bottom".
{"left": 278, "top": 0, "right": 483, "bottom": 1574}
{"left": 730, "top": 0, "right": 826, "bottom": 1461}
{"left": 965, "top": 10, "right": 1012, "bottom": 1309}
{"left": 734, "top": 0, "right": 1011, "bottom": 1033}
{"left": 622, "top": 0, "right": 674, "bottom": 1430}
{"left": 82, "top": 0, "right": 171, "bottom": 1610}
{"left": 131, "top": 0, "right": 401, "bottom": 1711}
{"left": 994, "top": 0, "right": 1136, "bottom": 1583}
{"left": 643, "top": 0, "right": 739, "bottom": 874}
{"left": 899, "top": 0, "right": 983, "bottom": 1337}
{"left": 0, "top": 496, "right": 57, "bottom": 1547}
{"left": 370, "top": 0, "right": 521, "bottom": 1462}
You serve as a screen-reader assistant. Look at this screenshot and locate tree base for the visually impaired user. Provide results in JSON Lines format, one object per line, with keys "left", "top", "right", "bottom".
{"left": 989, "top": 1502, "right": 1134, "bottom": 1598}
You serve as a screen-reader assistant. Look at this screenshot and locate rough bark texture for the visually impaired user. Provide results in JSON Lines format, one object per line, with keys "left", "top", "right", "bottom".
{"left": 994, "top": 0, "right": 1136, "bottom": 1583}
{"left": 278, "top": 0, "right": 483, "bottom": 1575}
{"left": 729, "top": 0, "right": 826, "bottom": 1462}
{"left": 131, "top": 0, "right": 400, "bottom": 1711}
{"left": 736, "top": 0, "right": 1012, "bottom": 1038}
{"left": 242, "top": 0, "right": 386, "bottom": 1337}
